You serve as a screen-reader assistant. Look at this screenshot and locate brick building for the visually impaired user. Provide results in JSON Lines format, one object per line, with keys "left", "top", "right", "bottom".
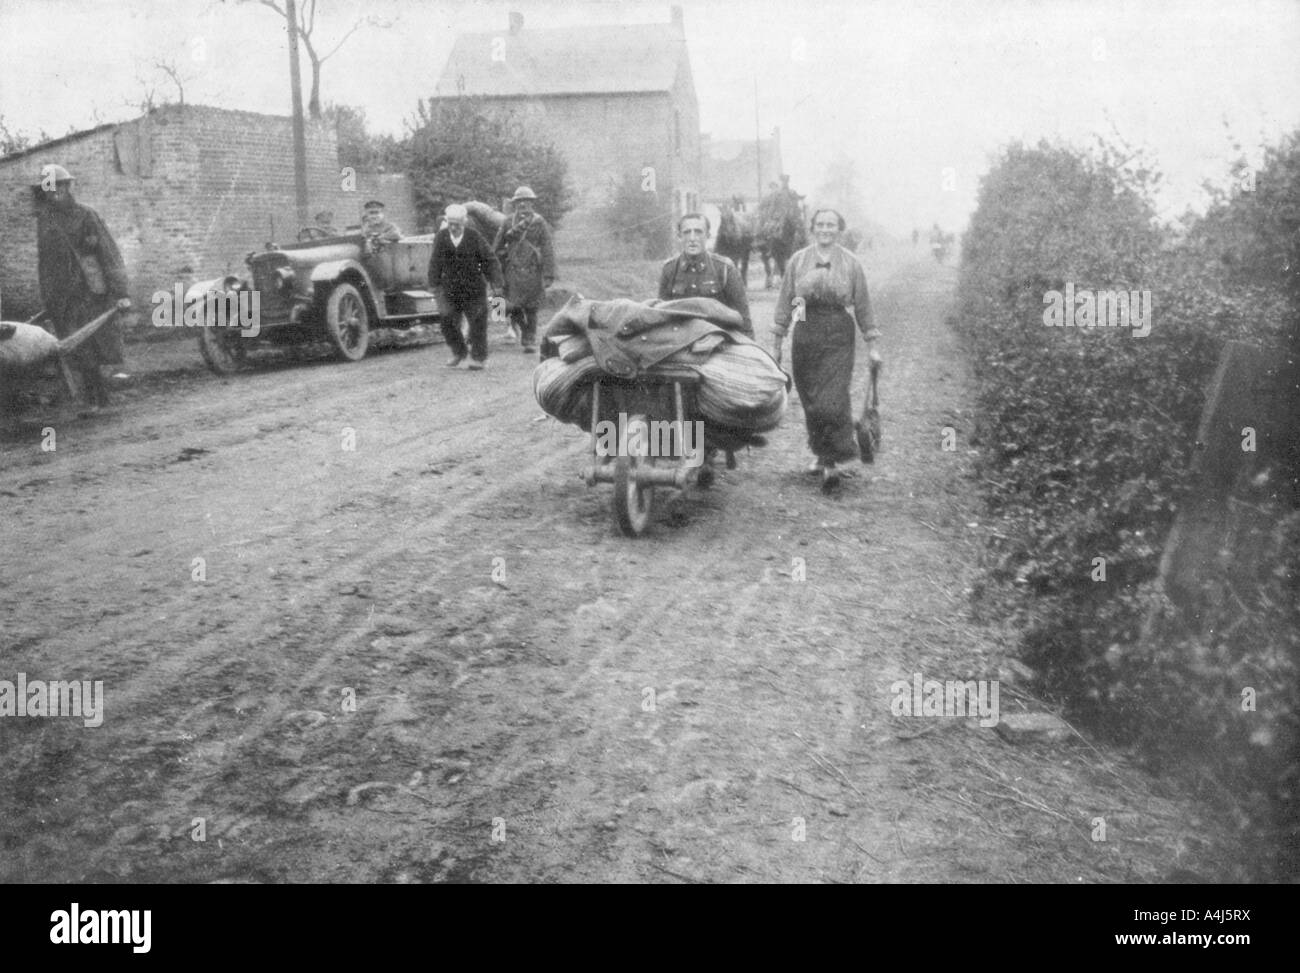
{"left": 0, "top": 103, "right": 407, "bottom": 321}
{"left": 431, "top": 7, "right": 702, "bottom": 260}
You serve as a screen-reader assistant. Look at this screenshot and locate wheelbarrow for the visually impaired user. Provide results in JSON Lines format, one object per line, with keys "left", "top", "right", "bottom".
{"left": 583, "top": 370, "right": 716, "bottom": 537}
{"left": 0, "top": 302, "right": 128, "bottom": 405}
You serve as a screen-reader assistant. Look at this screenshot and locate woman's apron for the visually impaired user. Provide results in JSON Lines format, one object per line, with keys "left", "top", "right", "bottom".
{"left": 791, "top": 303, "right": 858, "bottom": 463}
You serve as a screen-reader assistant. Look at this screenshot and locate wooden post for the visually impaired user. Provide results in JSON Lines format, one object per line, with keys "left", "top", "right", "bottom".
{"left": 753, "top": 77, "right": 762, "bottom": 202}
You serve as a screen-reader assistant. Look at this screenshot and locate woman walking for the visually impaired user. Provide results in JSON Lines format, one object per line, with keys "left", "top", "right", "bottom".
{"left": 771, "top": 209, "right": 881, "bottom": 489}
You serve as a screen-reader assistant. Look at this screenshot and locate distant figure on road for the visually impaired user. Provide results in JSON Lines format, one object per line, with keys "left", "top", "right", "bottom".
{"left": 772, "top": 208, "right": 881, "bottom": 491}
{"left": 929, "top": 222, "right": 950, "bottom": 262}
{"left": 912, "top": 227, "right": 919, "bottom": 247}
{"left": 33, "top": 163, "right": 131, "bottom": 411}
{"left": 429, "top": 204, "right": 503, "bottom": 371}
{"left": 659, "top": 213, "right": 752, "bottom": 337}
{"left": 492, "top": 186, "right": 555, "bottom": 355}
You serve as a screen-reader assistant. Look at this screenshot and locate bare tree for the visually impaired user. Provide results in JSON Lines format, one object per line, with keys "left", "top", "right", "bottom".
{"left": 255, "top": 0, "right": 392, "bottom": 118}
{"left": 155, "top": 58, "right": 189, "bottom": 106}
{"left": 0, "top": 115, "right": 51, "bottom": 159}
{"left": 125, "top": 57, "right": 195, "bottom": 114}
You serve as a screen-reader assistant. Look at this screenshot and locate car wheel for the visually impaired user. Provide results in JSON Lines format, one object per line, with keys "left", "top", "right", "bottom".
{"left": 325, "top": 283, "right": 371, "bottom": 362}
{"left": 197, "top": 319, "right": 249, "bottom": 374}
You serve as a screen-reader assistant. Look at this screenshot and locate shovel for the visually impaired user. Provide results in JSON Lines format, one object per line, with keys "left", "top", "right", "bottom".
{"left": 855, "top": 357, "right": 881, "bottom": 464}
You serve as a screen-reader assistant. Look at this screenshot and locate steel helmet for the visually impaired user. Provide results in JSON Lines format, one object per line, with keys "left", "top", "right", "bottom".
{"left": 510, "top": 186, "right": 537, "bottom": 202}
{"left": 35, "top": 163, "right": 74, "bottom": 189}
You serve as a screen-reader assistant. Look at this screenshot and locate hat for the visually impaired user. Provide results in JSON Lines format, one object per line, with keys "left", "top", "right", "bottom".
{"left": 35, "top": 163, "right": 73, "bottom": 188}
{"left": 510, "top": 186, "right": 537, "bottom": 202}
{"left": 362, "top": 199, "right": 385, "bottom": 210}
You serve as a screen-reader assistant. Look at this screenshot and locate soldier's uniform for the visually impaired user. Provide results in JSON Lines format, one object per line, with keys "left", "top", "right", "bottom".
{"left": 657, "top": 251, "right": 753, "bottom": 338}
{"left": 34, "top": 165, "right": 130, "bottom": 408}
{"left": 492, "top": 187, "right": 556, "bottom": 353}
{"left": 363, "top": 219, "right": 402, "bottom": 244}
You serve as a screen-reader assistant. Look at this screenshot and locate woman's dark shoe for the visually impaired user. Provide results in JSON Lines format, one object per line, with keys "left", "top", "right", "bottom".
{"left": 821, "top": 462, "right": 841, "bottom": 493}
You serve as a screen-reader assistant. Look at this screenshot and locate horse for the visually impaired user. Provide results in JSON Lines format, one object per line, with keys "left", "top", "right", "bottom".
{"left": 755, "top": 189, "right": 808, "bottom": 289}
{"left": 714, "top": 196, "right": 756, "bottom": 284}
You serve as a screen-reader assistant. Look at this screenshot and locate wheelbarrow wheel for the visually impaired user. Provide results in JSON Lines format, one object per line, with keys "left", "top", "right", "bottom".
{"left": 608, "top": 413, "right": 650, "bottom": 535}
{"left": 613, "top": 432, "right": 654, "bottom": 537}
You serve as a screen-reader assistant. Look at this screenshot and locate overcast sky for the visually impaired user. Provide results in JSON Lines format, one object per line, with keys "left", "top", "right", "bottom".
{"left": 2, "top": 0, "right": 1297, "bottom": 234}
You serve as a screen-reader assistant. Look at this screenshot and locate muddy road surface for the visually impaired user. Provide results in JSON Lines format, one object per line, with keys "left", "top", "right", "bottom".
{"left": 1, "top": 249, "right": 1212, "bottom": 882}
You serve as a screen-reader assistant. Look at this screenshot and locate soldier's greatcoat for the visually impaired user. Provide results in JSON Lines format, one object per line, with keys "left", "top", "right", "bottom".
{"left": 492, "top": 212, "right": 556, "bottom": 311}
{"left": 36, "top": 197, "right": 128, "bottom": 366}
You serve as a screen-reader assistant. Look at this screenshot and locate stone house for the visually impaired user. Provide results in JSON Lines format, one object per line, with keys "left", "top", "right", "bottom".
{"left": 430, "top": 7, "right": 703, "bottom": 260}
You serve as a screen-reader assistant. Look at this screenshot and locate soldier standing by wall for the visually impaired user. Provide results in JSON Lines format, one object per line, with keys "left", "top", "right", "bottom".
{"left": 493, "top": 186, "right": 556, "bottom": 355}
{"left": 33, "top": 164, "right": 132, "bottom": 412}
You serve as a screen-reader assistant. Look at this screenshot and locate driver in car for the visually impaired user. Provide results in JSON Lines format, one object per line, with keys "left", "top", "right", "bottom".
{"left": 313, "top": 210, "right": 338, "bottom": 236}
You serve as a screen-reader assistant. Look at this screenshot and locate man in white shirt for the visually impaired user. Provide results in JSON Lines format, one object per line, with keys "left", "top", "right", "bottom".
{"left": 428, "top": 204, "right": 503, "bottom": 369}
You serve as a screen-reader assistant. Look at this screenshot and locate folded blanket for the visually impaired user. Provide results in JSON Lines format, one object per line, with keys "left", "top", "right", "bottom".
{"left": 542, "top": 295, "right": 746, "bottom": 378}
{"left": 694, "top": 341, "right": 788, "bottom": 432}
{"left": 534, "top": 342, "right": 787, "bottom": 434}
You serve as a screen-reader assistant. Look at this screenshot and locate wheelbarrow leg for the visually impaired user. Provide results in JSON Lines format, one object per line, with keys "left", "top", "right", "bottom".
{"left": 590, "top": 378, "right": 601, "bottom": 464}
{"left": 59, "top": 356, "right": 85, "bottom": 404}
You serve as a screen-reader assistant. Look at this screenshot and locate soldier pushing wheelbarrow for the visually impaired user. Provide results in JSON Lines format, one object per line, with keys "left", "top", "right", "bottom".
{"left": 29, "top": 163, "right": 133, "bottom": 412}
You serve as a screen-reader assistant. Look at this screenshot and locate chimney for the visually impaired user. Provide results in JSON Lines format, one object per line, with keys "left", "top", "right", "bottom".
{"left": 670, "top": 5, "right": 683, "bottom": 31}
{"left": 509, "top": 11, "right": 523, "bottom": 34}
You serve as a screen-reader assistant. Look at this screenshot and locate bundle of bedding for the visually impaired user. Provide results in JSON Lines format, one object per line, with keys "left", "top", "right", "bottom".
{"left": 533, "top": 295, "right": 788, "bottom": 435}
{"left": 0, "top": 321, "right": 60, "bottom": 371}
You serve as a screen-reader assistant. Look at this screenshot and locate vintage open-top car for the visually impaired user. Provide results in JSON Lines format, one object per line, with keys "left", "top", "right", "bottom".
{"left": 186, "top": 228, "right": 442, "bottom": 373}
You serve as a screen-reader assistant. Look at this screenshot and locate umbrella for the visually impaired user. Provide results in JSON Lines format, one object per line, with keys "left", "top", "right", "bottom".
{"left": 855, "top": 358, "right": 881, "bottom": 463}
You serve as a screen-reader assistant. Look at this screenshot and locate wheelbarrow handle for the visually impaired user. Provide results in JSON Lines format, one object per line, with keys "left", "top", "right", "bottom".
{"left": 55, "top": 305, "right": 121, "bottom": 357}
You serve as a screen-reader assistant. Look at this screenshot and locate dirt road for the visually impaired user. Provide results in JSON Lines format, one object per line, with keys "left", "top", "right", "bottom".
{"left": 0, "top": 248, "right": 1209, "bottom": 882}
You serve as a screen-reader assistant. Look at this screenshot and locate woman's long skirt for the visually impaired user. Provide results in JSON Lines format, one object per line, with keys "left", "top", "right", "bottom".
{"left": 791, "top": 305, "right": 858, "bottom": 464}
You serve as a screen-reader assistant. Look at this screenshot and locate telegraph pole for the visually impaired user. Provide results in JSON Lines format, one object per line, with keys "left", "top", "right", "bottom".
{"left": 754, "top": 76, "right": 762, "bottom": 202}
{"left": 285, "top": 0, "right": 309, "bottom": 226}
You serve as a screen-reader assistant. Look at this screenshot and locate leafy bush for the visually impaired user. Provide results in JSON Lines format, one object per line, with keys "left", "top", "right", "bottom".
{"left": 323, "top": 103, "right": 400, "bottom": 173}
{"left": 401, "top": 97, "right": 573, "bottom": 231}
{"left": 598, "top": 170, "right": 673, "bottom": 260}
{"left": 957, "top": 135, "right": 1299, "bottom": 879}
